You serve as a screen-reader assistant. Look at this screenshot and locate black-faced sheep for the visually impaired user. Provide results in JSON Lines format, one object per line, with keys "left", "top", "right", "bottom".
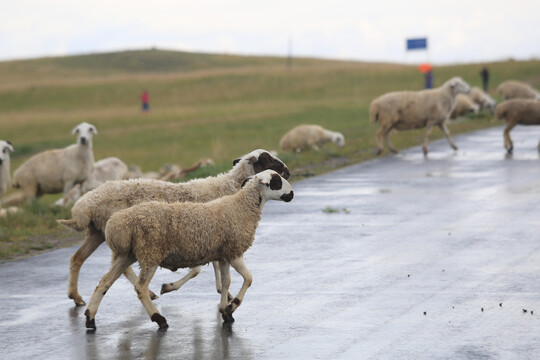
{"left": 369, "top": 77, "right": 471, "bottom": 155}
{"left": 84, "top": 170, "right": 294, "bottom": 330}
{"left": 279, "top": 124, "right": 345, "bottom": 152}
{"left": 58, "top": 149, "right": 290, "bottom": 306}
{"left": 7, "top": 122, "right": 97, "bottom": 205}
{"left": 494, "top": 99, "right": 540, "bottom": 153}
{"left": 497, "top": 80, "right": 540, "bottom": 101}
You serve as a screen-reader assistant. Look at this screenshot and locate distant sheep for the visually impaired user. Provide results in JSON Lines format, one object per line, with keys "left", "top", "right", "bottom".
{"left": 494, "top": 99, "right": 540, "bottom": 153}
{"left": 451, "top": 94, "right": 479, "bottom": 119}
{"left": 7, "top": 122, "right": 97, "bottom": 205}
{"left": 0, "top": 140, "right": 14, "bottom": 205}
{"left": 370, "top": 77, "right": 470, "bottom": 155}
{"left": 55, "top": 157, "right": 129, "bottom": 206}
{"left": 279, "top": 124, "right": 345, "bottom": 152}
{"left": 497, "top": 80, "right": 540, "bottom": 101}
{"left": 468, "top": 87, "right": 497, "bottom": 113}
{"left": 84, "top": 170, "right": 294, "bottom": 329}
{"left": 58, "top": 149, "right": 290, "bottom": 307}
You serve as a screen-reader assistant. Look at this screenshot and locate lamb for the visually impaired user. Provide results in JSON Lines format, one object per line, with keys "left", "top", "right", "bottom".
{"left": 369, "top": 77, "right": 471, "bottom": 155}
{"left": 0, "top": 140, "right": 14, "bottom": 204}
{"left": 468, "top": 87, "right": 497, "bottom": 113}
{"left": 497, "top": 80, "right": 540, "bottom": 101}
{"left": 58, "top": 149, "right": 290, "bottom": 306}
{"left": 493, "top": 99, "right": 540, "bottom": 153}
{"left": 84, "top": 170, "right": 294, "bottom": 330}
{"left": 450, "top": 94, "right": 480, "bottom": 119}
{"left": 6, "top": 122, "right": 97, "bottom": 206}
{"left": 54, "top": 157, "right": 129, "bottom": 206}
{"left": 279, "top": 124, "right": 345, "bottom": 152}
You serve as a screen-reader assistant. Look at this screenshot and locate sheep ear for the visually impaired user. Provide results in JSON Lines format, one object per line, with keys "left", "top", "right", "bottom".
{"left": 247, "top": 156, "right": 258, "bottom": 164}
{"left": 72, "top": 126, "right": 80, "bottom": 135}
{"left": 233, "top": 158, "right": 241, "bottom": 166}
{"left": 91, "top": 126, "right": 98, "bottom": 134}
{"left": 6, "top": 141, "right": 14, "bottom": 152}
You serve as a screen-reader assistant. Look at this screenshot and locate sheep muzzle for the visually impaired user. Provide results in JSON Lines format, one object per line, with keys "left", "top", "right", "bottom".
{"left": 280, "top": 191, "right": 294, "bottom": 202}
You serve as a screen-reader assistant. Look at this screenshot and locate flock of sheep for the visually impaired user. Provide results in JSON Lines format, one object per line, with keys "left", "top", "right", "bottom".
{"left": 0, "top": 74, "right": 539, "bottom": 330}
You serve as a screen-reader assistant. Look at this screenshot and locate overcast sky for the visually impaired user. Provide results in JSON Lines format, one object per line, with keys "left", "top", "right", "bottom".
{"left": 1, "top": 1, "right": 539, "bottom": 64}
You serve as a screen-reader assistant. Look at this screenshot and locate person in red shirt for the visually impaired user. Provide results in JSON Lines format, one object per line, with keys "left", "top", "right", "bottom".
{"left": 141, "top": 90, "right": 150, "bottom": 112}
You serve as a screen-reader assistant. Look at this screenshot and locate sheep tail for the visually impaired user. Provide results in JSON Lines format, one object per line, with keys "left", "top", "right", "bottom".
{"left": 369, "top": 103, "right": 379, "bottom": 123}
{"left": 57, "top": 218, "right": 86, "bottom": 232}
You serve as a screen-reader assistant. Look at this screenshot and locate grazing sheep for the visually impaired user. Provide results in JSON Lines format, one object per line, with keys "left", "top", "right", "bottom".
{"left": 468, "top": 87, "right": 497, "bottom": 113}
{"left": 54, "top": 157, "right": 129, "bottom": 206}
{"left": 497, "top": 80, "right": 540, "bottom": 101}
{"left": 451, "top": 94, "right": 480, "bottom": 119}
{"left": 58, "top": 149, "right": 290, "bottom": 306}
{"left": 279, "top": 124, "right": 345, "bottom": 152}
{"left": 7, "top": 122, "right": 97, "bottom": 205}
{"left": 0, "top": 140, "right": 14, "bottom": 205}
{"left": 494, "top": 99, "right": 540, "bottom": 153}
{"left": 84, "top": 170, "right": 294, "bottom": 330}
{"left": 369, "top": 77, "right": 471, "bottom": 155}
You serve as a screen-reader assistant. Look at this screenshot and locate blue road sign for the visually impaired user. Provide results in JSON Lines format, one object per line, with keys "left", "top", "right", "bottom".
{"left": 407, "top": 38, "right": 428, "bottom": 51}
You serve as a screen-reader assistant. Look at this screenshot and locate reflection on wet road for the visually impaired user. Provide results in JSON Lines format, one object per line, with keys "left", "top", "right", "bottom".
{"left": 1, "top": 125, "right": 540, "bottom": 359}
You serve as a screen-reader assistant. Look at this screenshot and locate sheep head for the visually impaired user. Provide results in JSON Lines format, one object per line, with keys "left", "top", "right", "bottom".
{"left": 0, "top": 140, "right": 14, "bottom": 166}
{"left": 446, "top": 77, "right": 471, "bottom": 96}
{"left": 332, "top": 132, "right": 345, "bottom": 147}
{"left": 233, "top": 149, "right": 290, "bottom": 179}
{"left": 72, "top": 122, "right": 98, "bottom": 146}
{"left": 243, "top": 170, "right": 294, "bottom": 203}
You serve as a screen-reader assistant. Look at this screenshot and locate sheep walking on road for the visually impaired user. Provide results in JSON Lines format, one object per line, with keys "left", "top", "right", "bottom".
{"left": 6, "top": 122, "right": 97, "bottom": 206}
{"left": 369, "top": 77, "right": 471, "bottom": 155}
{"left": 279, "top": 124, "right": 345, "bottom": 152}
{"left": 494, "top": 99, "right": 540, "bottom": 153}
{"left": 497, "top": 80, "right": 540, "bottom": 101}
{"left": 84, "top": 170, "right": 294, "bottom": 330}
{"left": 58, "top": 149, "right": 290, "bottom": 307}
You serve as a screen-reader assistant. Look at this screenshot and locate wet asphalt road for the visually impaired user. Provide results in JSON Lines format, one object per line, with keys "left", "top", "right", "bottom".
{"left": 2, "top": 125, "right": 540, "bottom": 360}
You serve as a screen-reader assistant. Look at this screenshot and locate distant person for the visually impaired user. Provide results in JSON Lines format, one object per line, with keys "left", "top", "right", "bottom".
{"left": 141, "top": 90, "right": 150, "bottom": 112}
{"left": 480, "top": 67, "right": 489, "bottom": 92}
{"left": 424, "top": 71, "right": 433, "bottom": 89}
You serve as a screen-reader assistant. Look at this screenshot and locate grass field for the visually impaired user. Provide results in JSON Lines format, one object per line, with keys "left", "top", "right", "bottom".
{"left": 1, "top": 49, "right": 539, "bottom": 260}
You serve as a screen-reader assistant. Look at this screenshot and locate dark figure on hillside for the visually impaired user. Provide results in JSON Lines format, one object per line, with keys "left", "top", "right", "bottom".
{"left": 424, "top": 71, "right": 433, "bottom": 89}
{"left": 480, "top": 67, "right": 489, "bottom": 92}
{"left": 141, "top": 90, "right": 150, "bottom": 112}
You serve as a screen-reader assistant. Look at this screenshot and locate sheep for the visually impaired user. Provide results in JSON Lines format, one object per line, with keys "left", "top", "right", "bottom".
{"left": 58, "top": 149, "right": 290, "bottom": 307}
{"left": 497, "top": 80, "right": 540, "bottom": 101}
{"left": 279, "top": 124, "right": 345, "bottom": 152}
{"left": 6, "top": 122, "right": 97, "bottom": 206}
{"left": 0, "top": 140, "right": 14, "bottom": 206}
{"left": 369, "top": 77, "right": 471, "bottom": 155}
{"left": 84, "top": 169, "right": 294, "bottom": 330}
{"left": 54, "top": 157, "right": 129, "bottom": 206}
{"left": 468, "top": 87, "right": 497, "bottom": 113}
{"left": 493, "top": 99, "right": 540, "bottom": 153}
{"left": 450, "top": 94, "right": 480, "bottom": 119}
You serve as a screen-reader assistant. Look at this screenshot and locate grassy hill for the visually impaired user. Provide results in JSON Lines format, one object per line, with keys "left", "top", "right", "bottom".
{"left": 1, "top": 49, "right": 539, "bottom": 259}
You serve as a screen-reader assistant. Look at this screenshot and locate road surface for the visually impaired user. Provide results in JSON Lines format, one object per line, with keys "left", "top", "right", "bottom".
{"left": 1, "top": 125, "right": 540, "bottom": 359}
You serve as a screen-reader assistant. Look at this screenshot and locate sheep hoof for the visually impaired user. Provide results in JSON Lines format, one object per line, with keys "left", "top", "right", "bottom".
{"left": 149, "top": 290, "right": 159, "bottom": 300}
{"left": 390, "top": 149, "right": 399, "bottom": 154}
{"left": 84, "top": 309, "right": 96, "bottom": 329}
{"left": 151, "top": 313, "right": 169, "bottom": 330}
{"left": 220, "top": 307, "right": 235, "bottom": 323}
{"left": 160, "top": 283, "right": 173, "bottom": 295}
{"left": 375, "top": 149, "right": 383, "bottom": 156}
{"left": 69, "top": 293, "right": 86, "bottom": 306}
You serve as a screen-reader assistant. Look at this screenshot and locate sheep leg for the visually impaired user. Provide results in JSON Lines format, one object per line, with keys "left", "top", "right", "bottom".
{"left": 438, "top": 122, "right": 458, "bottom": 151}
{"left": 160, "top": 266, "right": 201, "bottom": 295}
{"left": 62, "top": 181, "right": 75, "bottom": 204}
{"left": 212, "top": 261, "right": 233, "bottom": 301}
{"left": 504, "top": 122, "right": 517, "bottom": 153}
{"left": 422, "top": 124, "right": 435, "bottom": 155}
{"left": 123, "top": 266, "right": 159, "bottom": 300}
{"left": 375, "top": 127, "right": 385, "bottom": 155}
{"left": 135, "top": 265, "right": 168, "bottom": 330}
{"left": 383, "top": 126, "right": 398, "bottom": 154}
{"left": 218, "top": 260, "right": 234, "bottom": 323}
{"left": 222, "top": 256, "right": 253, "bottom": 318}
{"left": 84, "top": 254, "right": 135, "bottom": 329}
{"left": 68, "top": 225, "right": 105, "bottom": 306}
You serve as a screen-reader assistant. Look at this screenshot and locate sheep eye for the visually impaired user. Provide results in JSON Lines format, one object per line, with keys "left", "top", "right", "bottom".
{"left": 2, "top": 148, "right": 6, "bottom": 154}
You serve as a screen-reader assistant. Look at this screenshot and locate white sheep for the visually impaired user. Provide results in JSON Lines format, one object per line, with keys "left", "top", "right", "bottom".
{"left": 84, "top": 170, "right": 294, "bottom": 330}
{"left": 54, "top": 157, "right": 129, "bottom": 206}
{"left": 279, "top": 124, "right": 345, "bottom": 152}
{"left": 451, "top": 94, "right": 480, "bottom": 119}
{"left": 58, "top": 149, "right": 290, "bottom": 306}
{"left": 7, "top": 122, "right": 97, "bottom": 206}
{"left": 369, "top": 77, "right": 471, "bottom": 155}
{"left": 468, "top": 87, "right": 497, "bottom": 113}
{"left": 497, "top": 80, "right": 540, "bottom": 101}
{"left": 494, "top": 98, "right": 540, "bottom": 153}
{"left": 0, "top": 140, "right": 14, "bottom": 205}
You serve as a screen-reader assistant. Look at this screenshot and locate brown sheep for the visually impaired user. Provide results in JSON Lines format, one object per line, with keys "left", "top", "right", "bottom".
{"left": 494, "top": 99, "right": 540, "bottom": 153}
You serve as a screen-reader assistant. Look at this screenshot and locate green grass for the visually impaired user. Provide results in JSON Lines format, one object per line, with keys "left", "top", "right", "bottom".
{"left": 1, "top": 49, "right": 539, "bottom": 259}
